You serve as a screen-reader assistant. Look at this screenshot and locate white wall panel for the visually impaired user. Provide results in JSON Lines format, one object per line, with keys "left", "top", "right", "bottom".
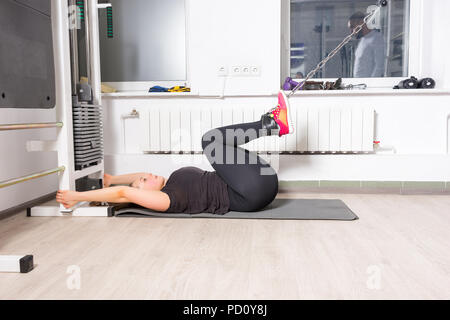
{"left": 319, "top": 108, "right": 330, "bottom": 151}
{"left": 307, "top": 109, "right": 319, "bottom": 152}
{"left": 190, "top": 109, "right": 202, "bottom": 152}
{"left": 330, "top": 108, "right": 341, "bottom": 151}
{"left": 351, "top": 107, "right": 364, "bottom": 152}
{"left": 297, "top": 106, "right": 308, "bottom": 151}
{"left": 139, "top": 104, "right": 375, "bottom": 153}
{"left": 160, "top": 109, "right": 171, "bottom": 152}
{"left": 285, "top": 105, "right": 297, "bottom": 152}
{"left": 340, "top": 108, "right": 352, "bottom": 152}
{"left": 180, "top": 110, "right": 191, "bottom": 152}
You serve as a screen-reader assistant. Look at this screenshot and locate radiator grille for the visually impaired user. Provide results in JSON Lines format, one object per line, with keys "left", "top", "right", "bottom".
{"left": 73, "top": 104, "right": 104, "bottom": 169}
{"left": 139, "top": 105, "right": 375, "bottom": 154}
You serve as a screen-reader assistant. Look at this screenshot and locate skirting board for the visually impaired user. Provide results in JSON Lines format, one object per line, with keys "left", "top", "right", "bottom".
{"left": 279, "top": 180, "right": 450, "bottom": 195}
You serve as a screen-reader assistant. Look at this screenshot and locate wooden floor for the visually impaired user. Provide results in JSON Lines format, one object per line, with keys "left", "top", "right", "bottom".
{"left": 1, "top": 193, "right": 450, "bottom": 300}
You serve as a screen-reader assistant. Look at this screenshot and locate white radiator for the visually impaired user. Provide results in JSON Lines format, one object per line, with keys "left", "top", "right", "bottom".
{"left": 139, "top": 105, "right": 375, "bottom": 153}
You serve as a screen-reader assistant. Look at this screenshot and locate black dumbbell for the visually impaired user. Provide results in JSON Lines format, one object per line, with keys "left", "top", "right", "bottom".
{"left": 393, "top": 76, "right": 419, "bottom": 89}
{"left": 377, "top": 0, "right": 388, "bottom": 7}
{"left": 418, "top": 78, "right": 436, "bottom": 89}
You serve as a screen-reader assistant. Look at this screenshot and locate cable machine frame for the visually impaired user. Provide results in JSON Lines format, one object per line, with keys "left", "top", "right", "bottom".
{"left": 0, "top": 0, "right": 113, "bottom": 273}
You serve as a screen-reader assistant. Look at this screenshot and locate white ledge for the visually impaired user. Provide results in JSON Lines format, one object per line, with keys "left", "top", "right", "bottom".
{"left": 102, "top": 91, "right": 199, "bottom": 98}
{"left": 102, "top": 88, "right": 450, "bottom": 98}
{"left": 286, "top": 88, "right": 450, "bottom": 97}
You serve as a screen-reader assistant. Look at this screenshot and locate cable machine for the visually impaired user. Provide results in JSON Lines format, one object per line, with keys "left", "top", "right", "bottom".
{"left": 0, "top": 0, "right": 112, "bottom": 272}
{"left": 24, "top": 0, "right": 111, "bottom": 217}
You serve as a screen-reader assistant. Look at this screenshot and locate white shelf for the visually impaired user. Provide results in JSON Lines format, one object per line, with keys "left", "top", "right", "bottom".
{"left": 102, "top": 91, "right": 199, "bottom": 98}
{"left": 286, "top": 88, "right": 450, "bottom": 97}
{"left": 102, "top": 88, "right": 450, "bottom": 99}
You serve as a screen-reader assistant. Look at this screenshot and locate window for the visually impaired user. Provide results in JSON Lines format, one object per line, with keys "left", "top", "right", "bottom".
{"left": 287, "top": 0, "right": 410, "bottom": 80}
{"left": 98, "top": 0, "right": 186, "bottom": 89}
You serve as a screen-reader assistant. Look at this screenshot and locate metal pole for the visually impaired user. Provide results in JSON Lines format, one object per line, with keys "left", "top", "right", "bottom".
{"left": 69, "top": 0, "right": 80, "bottom": 95}
{"left": 0, "top": 166, "right": 66, "bottom": 189}
{"left": 51, "top": 0, "right": 76, "bottom": 191}
{"left": 84, "top": 0, "right": 91, "bottom": 84}
{"left": 403, "top": 0, "right": 411, "bottom": 77}
{"left": 385, "top": 0, "right": 392, "bottom": 77}
{"left": 0, "top": 122, "right": 63, "bottom": 131}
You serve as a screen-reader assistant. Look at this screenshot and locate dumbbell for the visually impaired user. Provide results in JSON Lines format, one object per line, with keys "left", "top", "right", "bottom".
{"left": 283, "top": 77, "right": 300, "bottom": 91}
{"left": 393, "top": 76, "right": 436, "bottom": 89}
{"left": 418, "top": 78, "right": 436, "bottom": 89}
{"left": 394, "top": 76, "right": 419, "bottom": 89}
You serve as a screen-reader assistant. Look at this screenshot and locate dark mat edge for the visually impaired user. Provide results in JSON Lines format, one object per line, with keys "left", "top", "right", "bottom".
{"left": 113, "top": 199, "right": 359, "bottom": 221}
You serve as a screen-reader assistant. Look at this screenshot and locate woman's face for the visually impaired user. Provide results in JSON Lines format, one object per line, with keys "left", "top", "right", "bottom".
{"left": 136, "top": 173, "right": 165, "bottom": 191}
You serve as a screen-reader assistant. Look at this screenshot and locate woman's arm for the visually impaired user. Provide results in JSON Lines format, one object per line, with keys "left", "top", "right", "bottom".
{"left": 104, "top": 172, "right": 148, "bottom": 187}
{"left": 122, "top": 187, "right": 170, "bottom": 212}
{"left": 57, "top": 186, "right": 170, "bottom": 212}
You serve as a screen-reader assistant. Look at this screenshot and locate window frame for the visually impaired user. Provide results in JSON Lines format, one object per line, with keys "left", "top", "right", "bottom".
{"left": 281, "top": 0, "right": 424, "bottom": 89}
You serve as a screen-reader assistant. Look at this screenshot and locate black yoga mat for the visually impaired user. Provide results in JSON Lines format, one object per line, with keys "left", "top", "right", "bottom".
{"left": 113, "top": 199, "right": 358, "bottom": 221}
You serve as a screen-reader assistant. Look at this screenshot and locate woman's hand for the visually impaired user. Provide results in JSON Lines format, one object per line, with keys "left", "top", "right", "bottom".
{"left": 56, "top": 190, "right": 79, "bottom": 209}
{"left": 103, "top": 173, "right": 113, "bottom": 188}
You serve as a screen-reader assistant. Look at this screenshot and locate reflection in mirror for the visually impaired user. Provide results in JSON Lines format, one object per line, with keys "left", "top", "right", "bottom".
{"left": 98, "top": 0, "right": 186, "bottom": 82}
{"left": 290, "top": 0, "right": 410, "bottom": 79}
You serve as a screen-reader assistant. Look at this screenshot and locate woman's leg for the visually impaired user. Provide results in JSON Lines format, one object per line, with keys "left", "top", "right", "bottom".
{"left": 202, "top": 120, "right": 279, "bottom": 212}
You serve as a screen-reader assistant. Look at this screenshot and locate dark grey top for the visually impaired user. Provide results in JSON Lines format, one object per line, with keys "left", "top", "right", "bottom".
{"left": 161, "top": 167, "right": 230, "bottom": 214}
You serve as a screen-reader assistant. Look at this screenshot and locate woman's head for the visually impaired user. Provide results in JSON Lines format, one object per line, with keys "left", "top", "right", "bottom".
{"left": 131, "top": 173, "right": 166, "bottom": 191}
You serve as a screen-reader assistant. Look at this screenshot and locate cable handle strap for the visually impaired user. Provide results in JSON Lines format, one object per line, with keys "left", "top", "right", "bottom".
{"left": 287, "top": 2, "right": 386, "bottom": 97}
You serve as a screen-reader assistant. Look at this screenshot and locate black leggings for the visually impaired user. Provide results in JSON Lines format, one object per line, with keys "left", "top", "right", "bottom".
{"left": 201, "top": 120, "right": 279, "bottom": 212}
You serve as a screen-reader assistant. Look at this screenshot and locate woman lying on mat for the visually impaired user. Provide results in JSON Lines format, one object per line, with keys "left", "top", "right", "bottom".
{"left": 56, "top": 92, "right": 294, "bottom": 214}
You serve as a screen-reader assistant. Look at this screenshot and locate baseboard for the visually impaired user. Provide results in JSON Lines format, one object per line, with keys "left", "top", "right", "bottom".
{"left": 279, "top": 181, "right": 450, "bottom": 195}
{"left": 0, "top": 192, "right": 57, "bottom": 220}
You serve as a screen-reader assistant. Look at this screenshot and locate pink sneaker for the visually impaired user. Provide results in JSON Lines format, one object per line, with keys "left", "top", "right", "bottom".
{"left": 268, "top": 91, "right": 294, "bottom": 137}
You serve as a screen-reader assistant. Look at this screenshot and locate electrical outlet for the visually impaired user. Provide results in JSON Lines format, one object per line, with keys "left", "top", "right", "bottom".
{"left": 228, "top": 65, "right": 260, "bottom": 77}
{"left": 217, "top": 66, "right": 228, "bottom": 77}
{"left": 231, "top": 66, "right": 241, "bottom": 76}
{"left": 250, "top": 66, "right": 261, "bottom": 76}
{"left": 241, "top": 66, "right": 251, "bottom": 76}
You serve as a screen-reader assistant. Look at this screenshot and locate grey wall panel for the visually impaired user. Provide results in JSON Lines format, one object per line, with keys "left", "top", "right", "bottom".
{"left": 0, "top": 0, "right": 55, "bottom": 109}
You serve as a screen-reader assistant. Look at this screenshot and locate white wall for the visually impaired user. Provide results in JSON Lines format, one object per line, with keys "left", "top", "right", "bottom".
{"left": 187, "top": 0, "right": 281, "bottom": 96}
{"left": 420, "top": 0, "right": 450, "bottom": 88}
